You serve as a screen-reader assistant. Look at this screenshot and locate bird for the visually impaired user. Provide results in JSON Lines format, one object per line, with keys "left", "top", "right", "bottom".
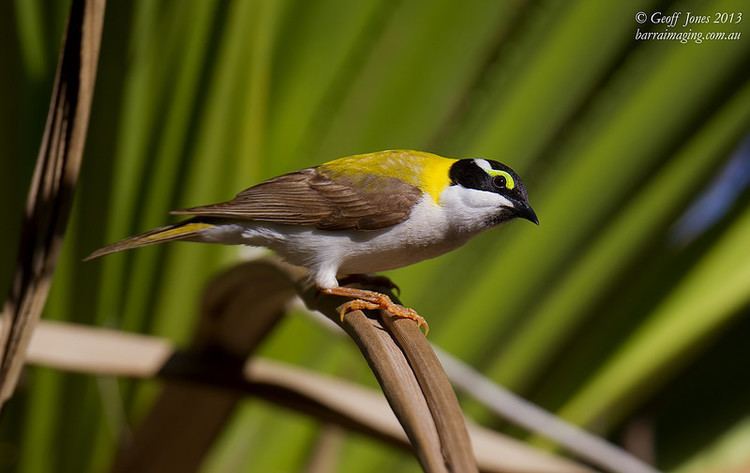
{"left": 86, "top": 150, "right": 537, "bottom": 334}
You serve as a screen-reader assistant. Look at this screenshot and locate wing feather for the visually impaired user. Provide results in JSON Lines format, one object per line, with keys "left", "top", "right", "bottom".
{"left": 170, "top": 168, "right": 423, "bottom": 230}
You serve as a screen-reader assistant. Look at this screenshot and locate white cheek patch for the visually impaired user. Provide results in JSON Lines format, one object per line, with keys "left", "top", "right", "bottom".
{"left": 465, "top": 188, "right": 506, "bottom": 208}
{"left": 442, "top": 185, "right": 511, "bottom": 209}
{"left": 439, "top": 185, "right": 514, "bottom": 232}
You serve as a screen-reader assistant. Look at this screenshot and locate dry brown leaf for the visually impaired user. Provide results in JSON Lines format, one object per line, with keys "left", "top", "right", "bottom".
{"left": 0, "top": 0, "right": 106, "bottom": 407}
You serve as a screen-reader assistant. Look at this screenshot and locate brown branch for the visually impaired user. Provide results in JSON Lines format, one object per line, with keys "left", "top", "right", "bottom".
{"left": 111, "top": 261, "right": 297, "bottom": 473}
{"left": 298, "top": 277, "right": 477, "bottom": 472}
{"left": 0, "top": 0, "right": 106, "bottom": 407}
{"left": 11, "top": 317, "right": 590, "bottom": 473}
{"left": 382, "top": 313, "right": 477, "bottom": 471}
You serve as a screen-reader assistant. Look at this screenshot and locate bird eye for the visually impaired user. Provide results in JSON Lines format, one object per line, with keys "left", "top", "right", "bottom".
{"left": 492, "top": 175, "right": 507, "bottom": 189}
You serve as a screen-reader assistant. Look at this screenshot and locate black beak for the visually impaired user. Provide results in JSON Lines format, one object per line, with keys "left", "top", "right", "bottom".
{"left": 513, "top": 201, "right": 539, "bottom": 225}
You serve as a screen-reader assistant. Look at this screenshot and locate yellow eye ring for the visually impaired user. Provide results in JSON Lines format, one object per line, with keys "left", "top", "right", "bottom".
{"left": 487, "top": 169, "right": 515, "bottom": 190}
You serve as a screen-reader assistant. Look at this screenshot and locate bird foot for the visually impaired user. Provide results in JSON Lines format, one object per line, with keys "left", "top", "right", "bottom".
{"left": 320, "top": 286, "right": 428, "bottom": 335}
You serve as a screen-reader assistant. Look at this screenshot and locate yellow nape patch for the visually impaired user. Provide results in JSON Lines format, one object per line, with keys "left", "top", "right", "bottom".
{"left": 322, "top": 150, "right": 456, "bottom": 203}
{"left": 141, "top": 222, "right": 213, "bottom": 242}
{"left": 421, "top": 156, "right": 455, "bottom": 203}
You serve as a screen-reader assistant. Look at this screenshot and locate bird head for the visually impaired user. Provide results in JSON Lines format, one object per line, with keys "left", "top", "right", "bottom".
{"left": 446, "top": 158, "right": 538, "bottom": 229}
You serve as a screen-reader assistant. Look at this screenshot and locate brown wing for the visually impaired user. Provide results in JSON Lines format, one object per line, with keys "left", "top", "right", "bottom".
{"left": 170, "top": 168, "right": 423, "bottom": 230}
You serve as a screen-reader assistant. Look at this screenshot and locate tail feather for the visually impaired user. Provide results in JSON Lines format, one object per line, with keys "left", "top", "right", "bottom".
{"left": 84, "top": 220, "right": 215, "bottom": 261}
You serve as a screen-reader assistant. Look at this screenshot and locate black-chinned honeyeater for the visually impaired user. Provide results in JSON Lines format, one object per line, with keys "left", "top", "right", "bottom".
{"left": 87, "top": 150, "right": 538, "bottom": 333}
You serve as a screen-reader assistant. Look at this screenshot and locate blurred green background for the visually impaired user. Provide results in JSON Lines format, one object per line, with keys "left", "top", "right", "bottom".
{"left": 2, "top": 0, "right": 750, "bottom": 471}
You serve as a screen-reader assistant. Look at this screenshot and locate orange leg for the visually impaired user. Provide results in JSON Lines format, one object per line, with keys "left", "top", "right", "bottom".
{"left": 320, "top": 286, "right": 429, "bottom": 335}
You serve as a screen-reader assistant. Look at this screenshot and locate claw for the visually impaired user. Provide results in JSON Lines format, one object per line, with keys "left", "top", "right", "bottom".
{"left": 336, "top": 299, "right": 379, "bottom": 322}
{"left": 322, "top": 286, "right": 429, "bottom": 335}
